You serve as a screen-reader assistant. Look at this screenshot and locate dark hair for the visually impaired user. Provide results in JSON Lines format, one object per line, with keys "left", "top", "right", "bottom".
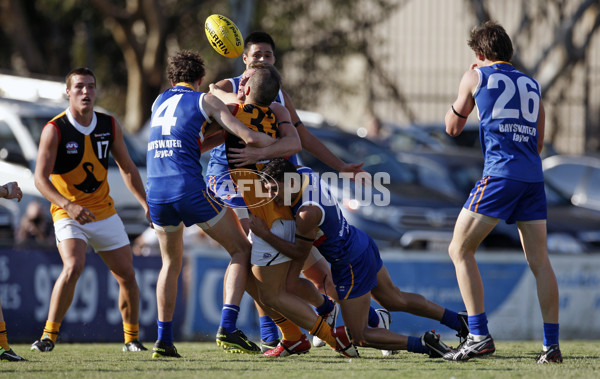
{"left": 468, "top": 21, "right": 513, "bottom": 62}
{"left": 244, "top": 31, "right": 275, "bottom": 54}
{"left": 260, "top": 158, "right": 298, "bottom": 182}
{"left": 246, "top": 62, "right": 281, "bottom": 106}
{"left": 66, "top": 68, "right": 96, "bottom": 88}
{"left": 167, "top": 50, "right": 205, "bottom": 84}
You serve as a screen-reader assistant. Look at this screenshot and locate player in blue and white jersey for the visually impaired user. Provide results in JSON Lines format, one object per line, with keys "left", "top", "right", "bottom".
{"left": 146, "top": 50, "right": 276, "bottom": 358}
{"left": 250, "top": 158, "right": 470, "bottom": 358}
{"left": 444, "top": 21, "right": 561, "bottom": 363}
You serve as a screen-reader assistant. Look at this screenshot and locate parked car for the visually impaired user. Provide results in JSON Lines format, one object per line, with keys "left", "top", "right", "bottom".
{"left": 543, "top": 154, "right": 600, "bottom": 212}
{"left": 394, "top": 149, "right": 600, "bottom": 253}
{"left": 297, "top": 123, "right": 462, "bottom": 249}
{"left": 367, "top": 123, "right": 448, "bottom": 152}
{"left": 0, "top": 97, "right": 148, "bottom": 239}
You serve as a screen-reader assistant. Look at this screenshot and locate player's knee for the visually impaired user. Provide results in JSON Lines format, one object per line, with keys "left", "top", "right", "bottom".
{"left": 62, "top": 261, "right": 85, "bottom": 282}
{"left": 257, "top": 291, "right": 279, "bottom": 309}
{"left": 448, "top": 242, "right": 472, "bottom": 263}
{"left": 228, "top": 245, "right": 252, "bottom": 262}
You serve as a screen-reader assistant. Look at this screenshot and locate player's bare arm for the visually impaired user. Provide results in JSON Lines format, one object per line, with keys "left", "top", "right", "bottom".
{"left": 282, "top": 90, "right": 364, "bottom": 176}
{"left": 200, "top": 129, "right": 226, "bottom": 151}
{"left": 202, "top": 93, "right": 275, "bottom": 148}
{"left": 209, "top": 83, "right": 240, "bottom": 104}
{"left": 109, "top": 118, "right": 150, "bottom": 221}
{"left": 227, "top": 103, "right": 301, "bottom": 166}
{"left": 34, "top": 123, "right": 95, "bottom": 224}
{"left": 446, "top": 65, "right": 478, "bottom": 137}
{"left": 537, "top": 100, "right": 546, "bottom": 154}
{"left": 214, "top": 78, "right": 234, "bottom": 93}
{"left": 249, "top": 204, "right": 319, "bottom": 261}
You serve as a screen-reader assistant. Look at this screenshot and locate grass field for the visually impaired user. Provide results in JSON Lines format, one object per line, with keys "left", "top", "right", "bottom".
{"left": 2, "top": 340, "right": 599, "bottom": 378}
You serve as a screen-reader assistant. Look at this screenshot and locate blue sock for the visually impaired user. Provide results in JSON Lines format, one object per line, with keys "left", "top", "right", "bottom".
{"left": 367, "top": 306, "right": 379, "bottom": 328}
{"left": 315, "top": 295, "right": 334, "bottom": 316}
{"left": 440, "top": 309, "right": 462, "bottom": 332}
{"left": 468, "top": 312, "right": 489, "bottom": 336}
{"left": 260, "top": 316, "right": 279, "bottom": 343}
{"left": 543, "top": 323, "right": 559, "bottom": 347}
{"left": 220, "top": 304, "right": 240, "bottom": 333}
{"left": 157, "top": 320, "right": 173, "bottom": 345}
{"left": 407, "top": 336, "right": 429, "bottom": 354}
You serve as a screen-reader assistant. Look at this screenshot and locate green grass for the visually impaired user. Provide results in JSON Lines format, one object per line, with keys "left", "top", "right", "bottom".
{"left": 3, "top": 340, "right": 599, "bottom": 379}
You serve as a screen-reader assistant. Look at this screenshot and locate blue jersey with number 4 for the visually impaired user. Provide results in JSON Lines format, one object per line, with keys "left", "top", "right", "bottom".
{"left": 474, "top": 62, "right": 543, "bottom": 182}
{"left": 146, "top": 85, "right": 211, "bottom": 203}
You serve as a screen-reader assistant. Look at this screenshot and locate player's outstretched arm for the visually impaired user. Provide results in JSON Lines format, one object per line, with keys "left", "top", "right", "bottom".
{"left": 110, "top": 118, "right": 150, "bottom": 222}
{"left": 227, "top": 103, "right": 301, "bottom": 167}
{"left": 203, "top": 93, "right": 275, "bottom": 147}
{"left": 282, "top": 90, "right": 365, "bottom": 177}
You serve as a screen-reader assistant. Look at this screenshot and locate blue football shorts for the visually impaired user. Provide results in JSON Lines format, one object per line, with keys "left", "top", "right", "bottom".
{"left": 464, "top": 176, "right": 547, "bottom": 224}
{"left": 148, "top": 189, "right": 224, "bottom": 228}
{"left": 331, "top": 234, "right": 383, "bottom": 300}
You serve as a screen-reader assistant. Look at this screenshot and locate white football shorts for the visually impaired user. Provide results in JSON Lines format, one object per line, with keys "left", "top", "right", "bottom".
{"left": 54, "top": 213, "right": 130, "bottom": 252}
{"left": 250, "top": 218, "right": 295, "bottom": 266}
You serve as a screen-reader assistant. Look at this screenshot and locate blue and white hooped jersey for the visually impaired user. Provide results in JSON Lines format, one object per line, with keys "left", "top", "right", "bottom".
{"left": 206, "top": 74, "right": 297, "bottom": 179}
{"left": 146, "top": 84, "right": 211, "bottom": 203}
{"left": 291, "top": 166, "right": 369, "bottom": 267}
{"left": 474, "top": 62, "right": 543, "bottom": 183}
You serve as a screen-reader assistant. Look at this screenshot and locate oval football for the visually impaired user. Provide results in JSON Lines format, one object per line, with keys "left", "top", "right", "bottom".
{"left": 204, "top": 14, "right": 244, "bottom": 58}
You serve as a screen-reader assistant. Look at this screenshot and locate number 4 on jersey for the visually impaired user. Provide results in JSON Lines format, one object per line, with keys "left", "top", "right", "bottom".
{"left": 151, "top": 94, "right": 182, "bottom": 135}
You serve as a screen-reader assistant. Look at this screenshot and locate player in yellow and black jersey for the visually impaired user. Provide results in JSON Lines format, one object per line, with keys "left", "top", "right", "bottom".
{"left": 31, "top": 67, "right": 149, "bottom": 354}
{"left": 224, "top": 64, "right": 300, "bottom": 229}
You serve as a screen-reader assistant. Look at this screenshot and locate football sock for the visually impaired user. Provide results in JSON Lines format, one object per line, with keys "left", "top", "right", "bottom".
{"left": 0, "top": 322, "right": 9, "bottom": 350}
{"left": 273, "top": 316, "right": 303, "bottom": 341}
{"left": 259, "top": 316, "right": 280, "bottom": 342}
{"left": 543, "top": 322, "right": 559, "bottom": 349}
{"left": 367, "top": 307, "right": 379, "bottom": 328}
{"left": 468, "top": 312, "right": 489, "bottom": 339}
{"left": 220, "top": 304, "right": 240, "bottom": 333}
{"left": 310, "top": 316, "right": 336, "bottom": 348}
{"left": 123, "top": 322, "right": 139, "bottom": 344}
{"left": 315, "top": 295, "right": 334, "bottom": 317}
{"left": 407, "top": 336, "right": 429, "bottom": 354}
{"left": 42, "top": 320, "right": 61, "bottom": 342}
{"left": 440, "top": 309, "right": 462, "bottom": 332}
{"left": 157, "top": 320, "right": 173, "bottom": 345}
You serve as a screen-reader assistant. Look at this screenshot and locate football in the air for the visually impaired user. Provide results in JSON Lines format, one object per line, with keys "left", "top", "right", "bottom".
{"left": 205, "top": 14, "right": 244, "bottom": 58}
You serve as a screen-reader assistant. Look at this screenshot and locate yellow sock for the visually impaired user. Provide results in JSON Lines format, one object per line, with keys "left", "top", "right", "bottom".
{"left": 310, "top": 316, "right": 336, "bottom": 348}
{"left": 123, "top": 322, "right": 139, "bottom": 344}
{"left": 0, "top": 321, "right": 9, "bottom": 350}
{"left": 273, "top": 317, "right": 303, "bottom": 341}
{"left": 42, "top": 320, "right": 61, "bottom": 343}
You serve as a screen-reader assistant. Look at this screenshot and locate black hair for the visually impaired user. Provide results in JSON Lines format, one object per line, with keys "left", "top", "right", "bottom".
{"left": 244, "top": 31, "right": 275, "bottom": 54}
